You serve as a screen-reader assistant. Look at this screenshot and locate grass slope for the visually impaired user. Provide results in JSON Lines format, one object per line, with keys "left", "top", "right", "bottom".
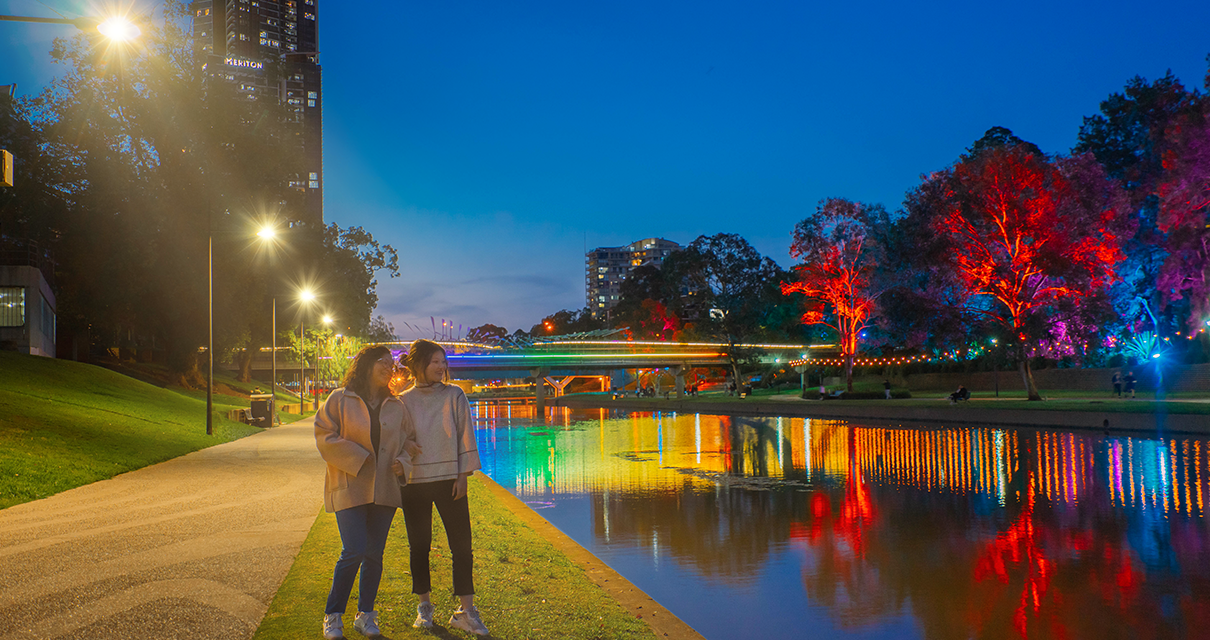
{"left": 255, "top": 476, "right": 657, "bottom": 640}
{"left": 0, "top": 351, "right": 262, "bottom": 509}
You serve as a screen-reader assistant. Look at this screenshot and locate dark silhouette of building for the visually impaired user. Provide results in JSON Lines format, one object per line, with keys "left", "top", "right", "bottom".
{"left": 190, "top": 0, "right": 323, "bottom": 224}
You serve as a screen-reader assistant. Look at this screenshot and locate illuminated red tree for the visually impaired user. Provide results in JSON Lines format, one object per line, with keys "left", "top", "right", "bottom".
{"left": 782, "top": 198, "right": 884, "bottom": 391}
{"left": 929, "top": 147, "right": 1128, "bottom": 400}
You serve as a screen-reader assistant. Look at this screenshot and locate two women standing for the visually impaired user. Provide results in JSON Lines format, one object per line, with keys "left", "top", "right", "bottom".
{"left": 314, "top": 340, "right": 487, "bottom": 638}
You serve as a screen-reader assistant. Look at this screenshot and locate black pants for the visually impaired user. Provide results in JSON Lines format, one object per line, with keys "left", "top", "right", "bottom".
{"left": 400, "top": 479, "right": 474, "bottom": 596}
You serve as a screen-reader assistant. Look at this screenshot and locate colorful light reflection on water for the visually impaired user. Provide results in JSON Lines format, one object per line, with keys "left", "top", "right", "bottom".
{"left": 471, "top": 403, "right": 1210, "bottom": 640}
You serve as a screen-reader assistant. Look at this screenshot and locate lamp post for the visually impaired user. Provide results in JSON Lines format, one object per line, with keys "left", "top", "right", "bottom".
{"left": 299, "top": 289, "right": 316, "bottom": 409}
{"left": 0, "top": 14, "right": 140, "bottom": 40}
{"left": 319, "top": 315, "right": 333, "bottom": 407}
{"left": 257, "top": 225, "right": 279, "bottom": 409}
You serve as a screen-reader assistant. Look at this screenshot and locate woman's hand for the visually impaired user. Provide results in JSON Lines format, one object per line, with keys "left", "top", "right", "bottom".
{"left": 404, "top": 441, "right": 423, "bottom": 457}
{"left": 452, "top": 473, "right": 469, "bottom": 500}
{"left": 392, "top": 459, "right": 407, "bottom": 477}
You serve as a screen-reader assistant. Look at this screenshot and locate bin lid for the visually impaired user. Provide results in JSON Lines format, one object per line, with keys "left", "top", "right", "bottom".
{"left": 250, "top": 394, "right": 275, "bottom": 400}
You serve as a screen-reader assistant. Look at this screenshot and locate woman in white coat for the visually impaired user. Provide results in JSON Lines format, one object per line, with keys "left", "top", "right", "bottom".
{"left": 315, "top": 345, "right": 419, "bottom": 639}
{"left": 400, "top": 339, "right": 488, "bottom": 635}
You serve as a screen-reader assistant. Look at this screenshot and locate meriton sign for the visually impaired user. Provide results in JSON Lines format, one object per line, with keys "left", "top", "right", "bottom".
{"left": 225, "top": 57, "right": 264, "bottom": 70}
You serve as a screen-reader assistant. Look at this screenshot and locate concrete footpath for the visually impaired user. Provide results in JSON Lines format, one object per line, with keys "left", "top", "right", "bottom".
{"left": 0, "top": 419, "right": 326, "bottom": 640}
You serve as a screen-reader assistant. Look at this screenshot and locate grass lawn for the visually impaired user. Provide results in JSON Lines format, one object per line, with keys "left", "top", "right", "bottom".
{"left": 0, "top": 351, "right": 264, "bottom": 509}
{"left": 255, "top": 475, "right": 657, "bottom": 640}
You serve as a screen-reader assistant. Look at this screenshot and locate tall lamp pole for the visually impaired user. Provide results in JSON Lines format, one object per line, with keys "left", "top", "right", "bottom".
{"left": 257, "top": 225, "right": 279, "bottom": 412}
{"left": 299, "top": 289, "right": 316, "bottom": 409}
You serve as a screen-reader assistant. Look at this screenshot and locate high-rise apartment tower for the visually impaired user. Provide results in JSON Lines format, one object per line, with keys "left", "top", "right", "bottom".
{"left": 190, "top": 0, "right": 323, "bottom": 224}
{"left": 586, "top": 237, "right": 680, "bottom": 321}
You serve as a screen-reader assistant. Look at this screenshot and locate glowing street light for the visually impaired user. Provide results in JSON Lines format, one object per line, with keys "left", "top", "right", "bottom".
{"left": 0, "top": 13, "right": 140, "bottom": 41}
{"left": 256, "top": 224, "right": 282, "bottom": 412}
{"left": 97, "top": 16, "right": 140, "bottom": 41}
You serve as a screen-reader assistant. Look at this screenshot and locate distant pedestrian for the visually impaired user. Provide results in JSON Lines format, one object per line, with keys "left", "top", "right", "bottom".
{"left": 316, "top": 346, "right": 420, "bottom": 640}
{"left": 1111, "top": 372, "right": 1122, "bottom": 398}
{"left": 1124, "top": 371, "right": 1137, "bottom": 399}
{"left": 400, "top": 340, "right": 489, "bottom": 636}
{"left": 883, "top": 380, "right": 892, "bottom": 400}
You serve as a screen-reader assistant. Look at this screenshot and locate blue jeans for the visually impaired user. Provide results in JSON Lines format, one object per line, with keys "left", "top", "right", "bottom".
{"left": 325, "top": 503, "right": 396, "bottom": 614}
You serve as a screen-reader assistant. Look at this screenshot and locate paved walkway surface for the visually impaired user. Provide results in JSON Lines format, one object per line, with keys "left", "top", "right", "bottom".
{"left": 0, "top": 419, "right": 325, "bottom": 640}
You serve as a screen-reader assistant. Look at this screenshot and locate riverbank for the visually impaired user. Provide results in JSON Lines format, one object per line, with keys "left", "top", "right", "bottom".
{"left": 253, "top": 473, "right": 701, "bottom": 640}
{"left": 552, "top": 392, "right": 1210, "bottom": 434}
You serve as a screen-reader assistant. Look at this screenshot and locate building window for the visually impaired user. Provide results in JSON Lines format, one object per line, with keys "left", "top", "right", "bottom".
{"left": 40, "top": 296, "right": 55, "bottom": 342}
{"left": 0, "top": 287, "right": 24, "bottom": 327}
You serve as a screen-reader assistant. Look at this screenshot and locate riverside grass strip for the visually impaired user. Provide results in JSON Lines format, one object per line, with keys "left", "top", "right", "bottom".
{"left": 0, "top": 351, "right": 263, "bottom": 509}
{"left": 254, "top": 476, "right": 659, "bottom": 640}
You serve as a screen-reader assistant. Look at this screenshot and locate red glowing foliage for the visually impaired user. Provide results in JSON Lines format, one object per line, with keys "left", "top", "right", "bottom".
{"left": 928, "top": 146, "right": 1128, "bottom": 398}
{"left": 783, "top": 198, "right": 884, "bottom": 390}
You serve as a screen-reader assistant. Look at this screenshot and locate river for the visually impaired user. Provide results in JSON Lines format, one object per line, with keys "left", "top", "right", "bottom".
{"left": 471, "top": 403, "right": 1210, "bottom": 640}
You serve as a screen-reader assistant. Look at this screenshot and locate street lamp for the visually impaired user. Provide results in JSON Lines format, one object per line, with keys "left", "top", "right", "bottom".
{"left": 299, "top": 289, "right": 316, "bottom": 409}
{"left": 319, "top": 314, "right": 333, "bottom": 407}
{"left": 257, "top": 224, "right": 279, "bottom": 408}
{"left": 0, "top": 14, "right": 140, "bottom": 40}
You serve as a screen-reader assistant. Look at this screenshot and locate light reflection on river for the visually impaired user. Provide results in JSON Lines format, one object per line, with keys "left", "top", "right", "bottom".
{"left": 471, "top": 403, "right": 1210, "bottom": 640}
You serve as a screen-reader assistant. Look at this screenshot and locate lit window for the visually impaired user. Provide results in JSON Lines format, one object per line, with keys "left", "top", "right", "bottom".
{"left": 308, "top": 181, "right": 319, "bottom": 188}
{"left": 307, "top": 91, "right": 317, "bottom": 98}
{"left": 309, "top": 172, "right": 318, "bottom": 179}
{"left": 307, "top": 99, "right": 316, "bottom": 107}
{"left": 0, "top": 287, "right": 25, "bottom": 327}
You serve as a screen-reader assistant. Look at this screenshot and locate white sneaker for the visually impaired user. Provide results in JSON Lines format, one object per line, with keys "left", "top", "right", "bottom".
{"left": 449, "top": 606, "right": 489, "bottom": 636}
{"left": 353, "top": 611, "right": 381, "bottom": 637}
{"left": 323, "top": 613, "right": 344, "bottom": 640}
{"left": 413, "top": 601, "right": 435, "bottom": 629}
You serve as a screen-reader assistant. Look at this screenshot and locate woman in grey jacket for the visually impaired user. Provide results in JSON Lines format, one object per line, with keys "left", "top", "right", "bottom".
{"left": 400, "top": 339, "right": 488, "bottom": 635}
{"left": 316, "top": 345, "right": 419, "bottom": 639}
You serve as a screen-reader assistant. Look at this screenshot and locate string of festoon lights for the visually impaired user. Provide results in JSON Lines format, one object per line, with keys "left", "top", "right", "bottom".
{"left": 787, "top": 352, "right": 982, "bottom": 368}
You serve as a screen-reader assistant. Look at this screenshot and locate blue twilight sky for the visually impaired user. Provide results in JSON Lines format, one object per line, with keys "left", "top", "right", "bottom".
{"left": 3, "top": 1, "right": 1210, "bottom": 335}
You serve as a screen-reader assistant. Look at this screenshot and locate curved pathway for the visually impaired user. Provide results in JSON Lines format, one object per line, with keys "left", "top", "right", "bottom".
{"left": 0, "top": 419, "right": 325, "bottom": 640}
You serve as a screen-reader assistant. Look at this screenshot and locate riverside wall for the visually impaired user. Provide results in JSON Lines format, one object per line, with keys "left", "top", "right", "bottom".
{"left": 904, "top": 363, "right": 1210, "bottom": 393}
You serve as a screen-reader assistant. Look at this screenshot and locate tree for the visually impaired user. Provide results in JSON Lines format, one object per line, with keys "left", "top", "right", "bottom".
{"left": 466, "top": 323, "right": 508, "bottom": 344}
{"left": 1156, "top": 109, "right": 1210, "bottom": 326}
{"left": 1074, "top": 72, "right": 1205, "bottom": 335}
{"left": 664, "top": 233, "right": 785, "bottom": 381}
{"left": 9, "top": 3, "right": 399, "bottom": 385}
{"left": 922, "top": 145, "right": 1128, "bottom": 399}
{"left": 782, "top": 198, "right": 886, "bottom": 391}
{"left": 529, "top": 308, "right": 603, "bottom": 336}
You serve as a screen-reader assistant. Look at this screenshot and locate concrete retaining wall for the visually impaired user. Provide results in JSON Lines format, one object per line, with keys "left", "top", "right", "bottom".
{"left": 905, "top": 363, "right": 1210, "bottom": 393}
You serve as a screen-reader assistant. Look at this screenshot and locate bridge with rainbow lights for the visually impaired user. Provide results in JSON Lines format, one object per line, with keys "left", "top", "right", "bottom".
{"left": 375, "top": 337, "right": 838, "bottom": 410}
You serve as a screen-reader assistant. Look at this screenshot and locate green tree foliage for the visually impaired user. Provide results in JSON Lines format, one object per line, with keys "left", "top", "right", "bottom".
{"left": 466, "top": 323, "right": 509, "bottom": 344}
{"left": 4, "top": 3, "right": 397, "bottom": 383}
{"left": 529, "top": 308, "right": 602, "bottom": 336}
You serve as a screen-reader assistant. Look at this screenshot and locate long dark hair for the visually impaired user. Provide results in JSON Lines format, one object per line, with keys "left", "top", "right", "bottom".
{"left": 341, "top": 345, "right": 394, "bottom": 398}
{"left": 404, "top": 339, "right": 447, "bottom": 384}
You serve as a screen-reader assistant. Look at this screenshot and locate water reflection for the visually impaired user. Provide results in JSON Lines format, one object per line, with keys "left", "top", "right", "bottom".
{"left": 472, "top": 403, "right": 1210, "bottom": 640}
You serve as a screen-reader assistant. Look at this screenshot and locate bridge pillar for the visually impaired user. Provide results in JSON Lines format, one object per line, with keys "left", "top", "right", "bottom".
{"left": 531, "top": 367, "right": 548, "bottom": 418}
{"left": 675, "top": 365, "right": 687, "bottom": 399}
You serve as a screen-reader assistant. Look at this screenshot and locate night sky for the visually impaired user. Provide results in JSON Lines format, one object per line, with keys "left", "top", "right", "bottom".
{"left": 2, "top": 0, "right": 1209, "bottom": 335}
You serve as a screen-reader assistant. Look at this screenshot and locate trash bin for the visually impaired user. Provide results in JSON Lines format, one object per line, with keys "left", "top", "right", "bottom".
{"left": 250, "top": 394, "right": 275, "bottom": 428}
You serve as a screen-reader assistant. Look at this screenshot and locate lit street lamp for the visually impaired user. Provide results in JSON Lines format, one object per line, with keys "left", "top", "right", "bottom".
{"left": 319, "top": 315, "right": 334, "bottom": 406}
{"left": 299, "top": 289, "right": 316, "bottom": 409}
{"left": 0, "top": 14, "right": 140, "bottom": 41}
{"left": 257, "top": 224, "right": 280, "bottom": 411}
